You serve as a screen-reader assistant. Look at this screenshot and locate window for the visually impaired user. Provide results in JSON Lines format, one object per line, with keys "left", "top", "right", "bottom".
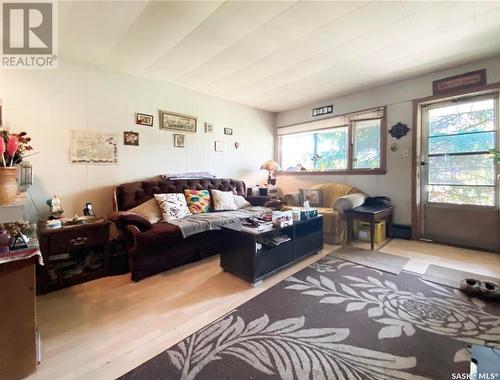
{"left": 353, "top": 119, "right": 381, "bottom": 169}
{"left": 424, "top": 96, "right": 497, "bottom": 206}
{"left": 278, "top": 107, "right": 385, "bottom": 173}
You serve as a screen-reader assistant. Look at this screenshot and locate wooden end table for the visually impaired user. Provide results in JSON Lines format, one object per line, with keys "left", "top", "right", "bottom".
{"left": 37, "top": 218, "right": 111, "bottom": 294}
{"left": 345, "top": 206, "right": 393, "bottom": 250}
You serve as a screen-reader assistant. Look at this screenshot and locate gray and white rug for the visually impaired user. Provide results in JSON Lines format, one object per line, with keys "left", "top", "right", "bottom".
{"left": 122, "top": 256, "right": 500, "bottom": 380}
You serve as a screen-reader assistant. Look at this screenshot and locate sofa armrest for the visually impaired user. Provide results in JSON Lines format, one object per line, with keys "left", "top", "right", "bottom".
{"left": 283, "top": 192, "right": 300, "bottom": 206}
{"left": 333, "top": 193, "right": 367, "bottom": 214}
{"left": 108, "top": 211, "right": 152, "bottom": 232}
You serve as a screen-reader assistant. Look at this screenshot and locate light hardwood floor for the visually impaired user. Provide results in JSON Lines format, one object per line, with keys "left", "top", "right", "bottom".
{"left": 29, "top": 239, "right": 500, "bottom": 380}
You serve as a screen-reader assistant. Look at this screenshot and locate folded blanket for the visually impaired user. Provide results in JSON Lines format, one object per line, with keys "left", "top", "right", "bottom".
{"left": 168, "top": 206, "right": 271, "bottom": 238}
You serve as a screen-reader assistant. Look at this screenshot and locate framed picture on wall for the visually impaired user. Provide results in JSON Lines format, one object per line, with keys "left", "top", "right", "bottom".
{"left": 205, "top": 122, "right": 213, "bottom": 133}
{"left": 224, "top": 127, "right": 233, "bottom": 135}
{"left": 174, "top": 134, "right": 185, "bottom": 148}
{"left": 214, "top": 141, "right": 224, "bottom": 152}
{"left": 136, "top": 113, "right": 153, "bottom": 126}
{"left": 159, "top": 110, "right": 197, "bottom": 133}
{"left": 124, "top": 131, "right": 139, "bottom": 146}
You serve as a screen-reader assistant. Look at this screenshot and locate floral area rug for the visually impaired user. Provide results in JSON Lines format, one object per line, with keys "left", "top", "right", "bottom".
{"left": 121, "top": 256, "right": 500, "bottom": 380}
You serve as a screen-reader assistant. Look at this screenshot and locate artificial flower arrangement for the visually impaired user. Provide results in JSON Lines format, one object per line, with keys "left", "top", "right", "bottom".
{"left": 0, "top": 130, "right": 33, "bottom": 167}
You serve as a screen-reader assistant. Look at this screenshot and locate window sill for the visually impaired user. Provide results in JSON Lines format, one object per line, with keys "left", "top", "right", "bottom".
{"left": 276, "top": 169, "right": 386, "bottom": 176}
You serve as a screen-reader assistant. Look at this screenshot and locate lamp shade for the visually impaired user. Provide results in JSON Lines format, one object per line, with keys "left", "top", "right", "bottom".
{"left": 260, "top": 160, "right": 281, "bottom": 173}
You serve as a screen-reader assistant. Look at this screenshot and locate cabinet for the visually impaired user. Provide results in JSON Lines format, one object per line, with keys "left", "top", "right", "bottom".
{"left": 37, "top": 219, "right": 111, "bottom": 294}
{"left": 220, "top": 216, "right": 323, "bottom": 286}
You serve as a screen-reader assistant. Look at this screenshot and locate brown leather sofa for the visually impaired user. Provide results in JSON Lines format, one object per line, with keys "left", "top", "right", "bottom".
{"left": 109, "top": 176, "right": 255, "bottom": 281}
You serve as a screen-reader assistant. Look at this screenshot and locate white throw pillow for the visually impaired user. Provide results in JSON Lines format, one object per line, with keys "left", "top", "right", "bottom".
{"left": 128, "top": 198, "right": 162, "bottom": 224}
{"left": 211, "top": 190, "right": 238, "bottom": 211}
{"left": 154, "top": 193, "right": 192, "bottom": 221}
{"left": 233, "top": 194, "right": 251, "bottom": 209}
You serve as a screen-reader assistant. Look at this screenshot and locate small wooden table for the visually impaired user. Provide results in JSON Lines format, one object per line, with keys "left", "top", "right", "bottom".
{"left": 345, "top": 206, "right": 393, "bottom": 250}
{"left": 37, "top": 218, "right": 111, "bottom": 294}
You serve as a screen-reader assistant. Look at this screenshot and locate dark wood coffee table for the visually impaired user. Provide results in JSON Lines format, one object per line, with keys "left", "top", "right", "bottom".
{"left": 345, "top": 206, "right": 393, "bottom": 250}
{"left": 220, "top": 216, "right": 323, "bottom": 287}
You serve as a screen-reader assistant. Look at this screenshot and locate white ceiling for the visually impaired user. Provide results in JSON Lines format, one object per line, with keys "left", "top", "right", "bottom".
{"left": 59, "top": 1, "right": 500, "bottom": 113}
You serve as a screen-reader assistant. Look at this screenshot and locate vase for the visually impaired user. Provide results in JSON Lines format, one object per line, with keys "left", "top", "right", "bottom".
{"left": 0, "top": 167, "right": 18, "bottom": 205}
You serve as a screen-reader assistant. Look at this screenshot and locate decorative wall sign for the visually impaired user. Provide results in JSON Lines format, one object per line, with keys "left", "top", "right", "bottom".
{"left": 174, "top": 134, "right": 185, "bottom": 148}
{"left": 214, "top": 141, "right": 224, "bottom": 152}
{"left": 159, "top": 110, "right": 197, "bottom": 133}
{"left": 205, "top": 122, "right": 213, "bottom": 133}
{"left": 388, "top": 122, "right": 410, "bottom": 139}
{"left": 312, "top": 105, "right": 333, "bottom": 117}
{"left": 224, "top": 127, "right": 233, "bottom": 135}
{"left": 432, "top": 69, "right": 486, "bottom": 96}
{"left": 124, "top": 131, "right": 139, "bottom": 146}
{"left": 135, "top": 113, "right": 153, "bottom": 126}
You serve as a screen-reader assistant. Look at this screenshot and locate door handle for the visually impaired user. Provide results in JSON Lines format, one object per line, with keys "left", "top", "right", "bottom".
{"left": 420, "top": 161, "right": 427, "bottom": 166}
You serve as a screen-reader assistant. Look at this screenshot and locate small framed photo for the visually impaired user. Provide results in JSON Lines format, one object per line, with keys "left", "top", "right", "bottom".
{"left": 224, "top": 127, "right": 233, "bottom": 135}
{"left": 214, "top": 141, "right": 224, "bottom": 152}
{"left": 124, "top": 131, "right": 139, "bottom": 146}
{"left": 136, "top": 113, "right": 153, "bottom": 126}
{"left": 205, "top": 122, "right": 213, "bottom": 133}
{"left": 174, "top": 133, "right": 185, "bottom": 148}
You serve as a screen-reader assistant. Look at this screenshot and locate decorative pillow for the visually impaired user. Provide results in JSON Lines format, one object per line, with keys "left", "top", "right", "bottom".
{"left": 154, "top": 193, "right": 192, "bottom": 221}
{"left": 184, "top": 189, "right": 211, "bottom": 214}
{"left": 299, "top": 189, "right": 322, "bottom": 207}
{"left": 233, "top": 194, "right": 251, "bottom": 209}
{"left": 128, "top": 198, "right": 162, "bottom": 224}
{"left": 211, "top": 189, "right": 238, "bottom": 211}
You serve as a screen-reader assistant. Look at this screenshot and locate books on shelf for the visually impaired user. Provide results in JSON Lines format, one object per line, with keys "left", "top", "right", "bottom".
{"left": 257, "top": 231, "right": 291, "bottom": 247}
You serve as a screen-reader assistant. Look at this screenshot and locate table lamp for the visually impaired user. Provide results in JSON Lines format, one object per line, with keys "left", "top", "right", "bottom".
{"left": 260, "top": 160, "right": 281, "bottom": 185}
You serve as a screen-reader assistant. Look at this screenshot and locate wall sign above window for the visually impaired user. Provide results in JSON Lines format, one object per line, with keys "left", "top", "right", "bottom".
{"left": 312, "top": 105, "right": 333, "bottom": 117}
{"left": 432, "top": 69, "right": 486, "bottom": 96}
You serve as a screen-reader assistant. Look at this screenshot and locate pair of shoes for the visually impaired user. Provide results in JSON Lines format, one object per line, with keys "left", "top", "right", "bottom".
{"left": 459, "top": 278, "right": 500, "bottom": 300}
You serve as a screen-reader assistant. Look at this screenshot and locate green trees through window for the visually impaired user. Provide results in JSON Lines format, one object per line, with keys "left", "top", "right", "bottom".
{"left": 426, "top": 98, "right": 497, "bottom": 206}
{"left": 281, "top": 119, "right": 383, "bottom": 173}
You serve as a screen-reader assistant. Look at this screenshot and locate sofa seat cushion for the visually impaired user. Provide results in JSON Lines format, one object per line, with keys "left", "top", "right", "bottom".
{"left": 136, "top": 222, "right": 184, "bottom": 254}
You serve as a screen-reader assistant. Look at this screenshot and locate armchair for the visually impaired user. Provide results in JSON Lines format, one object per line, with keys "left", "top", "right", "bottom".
{"left": 283, "top": 183, "right": 366, "bottom": 244}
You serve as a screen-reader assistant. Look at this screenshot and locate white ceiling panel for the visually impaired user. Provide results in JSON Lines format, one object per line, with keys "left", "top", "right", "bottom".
{"left": 142, "top": 1, "right": 296, "bottom": 82}
{"left": 58, "top": 1, "right": 500, "bottom": 113}
{"left": 105, "top": 1, "right": 223, "bottom": 75}
{"left": 173, "top": 1, "right": 368, "bottom": 89}
{"left": 197, "top": 1, "right": 409, "bottom": 98}
{"left": 59, "top": 1, "right": 148, "bottom": 67}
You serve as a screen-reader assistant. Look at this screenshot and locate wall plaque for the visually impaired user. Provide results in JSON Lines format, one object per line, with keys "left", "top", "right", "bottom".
{"left": 312, "top": 105, "right": 333, "bottom": 117}
{"left": 432, "top": 69, "right": 486, "bottom": 96}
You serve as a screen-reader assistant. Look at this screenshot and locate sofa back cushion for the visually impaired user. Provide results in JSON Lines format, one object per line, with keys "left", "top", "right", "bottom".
{"left": 115, "top": 176, "right": 246, "bottom": 211}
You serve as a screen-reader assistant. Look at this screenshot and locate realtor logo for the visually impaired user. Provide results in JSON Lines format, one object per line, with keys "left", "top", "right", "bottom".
{"left": 2, "top": 2, "right": 58, "bottom": 68}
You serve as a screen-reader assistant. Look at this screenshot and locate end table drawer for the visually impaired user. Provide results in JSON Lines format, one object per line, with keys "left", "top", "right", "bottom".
{"left": 48, "top": 229, "right": 106, "bottom": 253}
